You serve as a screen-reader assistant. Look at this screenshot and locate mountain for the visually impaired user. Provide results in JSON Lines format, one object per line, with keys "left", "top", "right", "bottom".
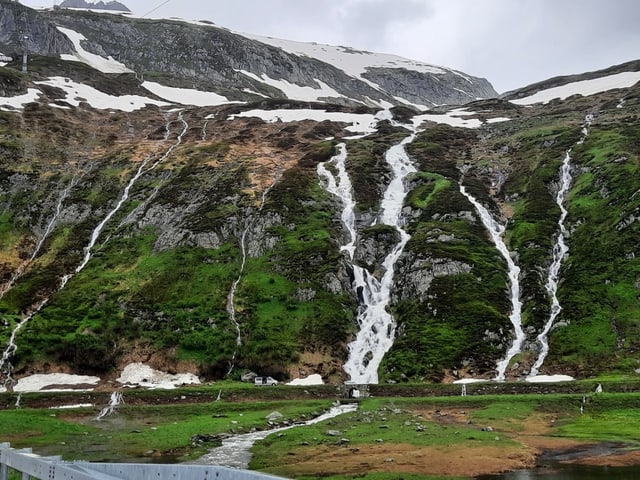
{"left": 58, "top": 1, "right": 131, "bottom": 13}
{"left": 0, "top": 1, "right": 496, "bottom": 108}
{"left": 0, "top": 1, "right": 639, "bottom": 389}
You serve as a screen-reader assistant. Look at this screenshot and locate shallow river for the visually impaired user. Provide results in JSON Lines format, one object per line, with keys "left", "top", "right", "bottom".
{"left": 193, "top": 403, "right": 357, "bottom": 469}
{"left": 478, "top": 463, "right": 640, "bottom": 479}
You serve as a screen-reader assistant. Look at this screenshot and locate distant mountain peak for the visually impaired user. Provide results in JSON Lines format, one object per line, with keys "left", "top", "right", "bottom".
{"left": 58, "top": 0, "right": 130, "bottom": 12}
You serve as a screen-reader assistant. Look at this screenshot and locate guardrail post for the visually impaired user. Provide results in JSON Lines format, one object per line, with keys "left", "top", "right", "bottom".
{"left": 1, "top": 443, "right": 10, "bottom": 480}
{"left": 15, "top": 448, "right": 32, "bottom": 480}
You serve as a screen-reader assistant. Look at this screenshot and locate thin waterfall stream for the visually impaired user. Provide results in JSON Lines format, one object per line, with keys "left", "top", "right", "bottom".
{"left": 0, "top": 111, "right": 189, "bottom": 388}
{"left": 226, "top": 173, "right": 281, "bottom": 377}
{"left": 459, "top": 184, "right": 525, "bottom": 381}
{"left": 0, "top": 176, "right": 77, "bottom": 300}
{"left": 530, "top": 114, "right": 594, "bottom": 376}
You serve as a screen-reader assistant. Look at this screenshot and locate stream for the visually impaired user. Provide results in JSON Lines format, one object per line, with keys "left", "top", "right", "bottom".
{"left": 478, "top": 463, "right": 640, "bottom": 479}
{"left": 0, "top": 111, "right": 188, "bottom": 388}
{"left": 459, "top": 185, "right": 525, "bottom": 380}
{"left": 194, "top": 403, "right": 357, "bottom": 469}
{"left": 530, "top": 114, "right": 594, "bottom": 376}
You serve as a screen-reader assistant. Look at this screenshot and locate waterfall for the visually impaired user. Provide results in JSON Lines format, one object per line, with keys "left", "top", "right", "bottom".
{"left": 530, "top": 114, "right": 594, "bottom": 376}
{"left": 225, "top": 173, "right": 281, "bottom": 377}
{"left": 95, "top": 391, "right": 124, "bottom": 421}
{"left": 529, "top": 151, "right": 572, "bottom": 377}
{"left": 459, "top": 185, "right": 525, "bottom": 381}
{"left": 0, "top": 112, "right": 189, "bottom": 388}
{"left": 316, "top": 144, "right": 356, "bottom": 259}
{"left": 0, "top": 176, "right": 77, "bottom": 300}
{"left": 75, "top": 112, "right": 188, "bottom": 273}
{"left": 318, "top": 131, "right": 417, "bottom": 384}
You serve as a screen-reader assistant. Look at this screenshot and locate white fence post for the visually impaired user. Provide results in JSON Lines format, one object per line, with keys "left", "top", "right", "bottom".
{"left": 1, "top": 442, "right": 10, "bottom": 480}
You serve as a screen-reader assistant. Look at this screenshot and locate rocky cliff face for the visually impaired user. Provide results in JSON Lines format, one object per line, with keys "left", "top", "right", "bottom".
{"left": 0, "top": 1, "right": 638, "bottom": 386}
{"left": 0, "top": 1, "right": 74, "bottom": 59}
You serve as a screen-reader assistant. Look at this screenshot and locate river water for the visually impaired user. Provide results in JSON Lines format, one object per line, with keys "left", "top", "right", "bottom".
{"left": 478, "top": 463, "right": 640, "bottom": 479}
{"left": 194, "top": 403, "right": 358, "bottom": 469}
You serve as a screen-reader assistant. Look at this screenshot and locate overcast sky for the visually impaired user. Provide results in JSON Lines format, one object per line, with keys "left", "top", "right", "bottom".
{"left": 21, "top": 0, "right": 640, "bottom": 93}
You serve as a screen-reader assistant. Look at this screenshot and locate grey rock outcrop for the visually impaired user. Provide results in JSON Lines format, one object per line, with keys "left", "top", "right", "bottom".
{"left": 0, "top": 2, "right": 74, "bottom": 58}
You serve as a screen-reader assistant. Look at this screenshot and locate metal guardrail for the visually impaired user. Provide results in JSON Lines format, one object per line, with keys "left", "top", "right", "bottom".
{"left": 0, "top": 443, "right": 284, "bottom": 480}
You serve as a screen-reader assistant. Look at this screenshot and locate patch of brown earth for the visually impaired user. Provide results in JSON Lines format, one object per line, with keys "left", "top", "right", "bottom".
{"left": 272, "top": 443, "right": 537, "bottom": 478}
{"left": 286, "top": 350, "right": 345, "bottom": 384}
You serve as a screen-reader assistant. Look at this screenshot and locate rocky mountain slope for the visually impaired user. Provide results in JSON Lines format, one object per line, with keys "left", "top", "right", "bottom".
{"left": 0, "top": 1, "right": 639, "bottom": 389}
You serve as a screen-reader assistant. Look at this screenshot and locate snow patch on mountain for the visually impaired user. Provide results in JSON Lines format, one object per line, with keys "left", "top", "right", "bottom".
{"left": 57, "top": 26, "right": 133, "bottom": 73}
{"left": 0, "top": 89, "right": 41, "bottom": 111}
{"left": 142, "top": 81, "right": 236, "bottom": 106}
{"left": 228, "top": 108, "right": 378, "bottom": 135}
{"left": 117, "top": 363, "right": 200, "bottom": 389}
{"left": 242, "top": 34, "right": 447, "bottom": 80}
{"left": 512, "top": 71, "right": 640, "bottom": 105}
{"left": 237, "top": 70, "right": 346, "bottom": 103}
{"left": 413, "top": 108, "right": 510, "bottom": 129}
{"left": 37, "top": 77, "right": 168, "bottom": 111}
{"left": 10, "top": 373, "right": 100, "bottom": 392}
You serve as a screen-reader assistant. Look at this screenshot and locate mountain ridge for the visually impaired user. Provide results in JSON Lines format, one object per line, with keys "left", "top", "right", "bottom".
{"left": 0, "top": 1, "right": 497, "bottom": 108}
{"left": 58, "top": 0, "right": 130, "bottom": 12}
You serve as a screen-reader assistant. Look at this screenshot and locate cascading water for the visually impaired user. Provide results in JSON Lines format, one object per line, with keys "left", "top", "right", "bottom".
{"left": 530, "top": 114, "right": 594, "bottom": 376}
{"left": 75, "top": 112, "right": 188, "bottom": 273}
{"left": 318, "top": 129, "right": 417, "bottom": 384}
{"left": 0, "top": 112, "right": 189, "bottom": 388}
{"left": 316, "top": 144, "right": 356, "bottom": 258}
{"left": 95, "top": 391, "right": 124, "bottom": 421}
{"left": 226, "top": 174, "right": 281, "bottom": 376}
{"left": 0, "top": 176, "right": 77, "bottom": 300}
{"left": 459, "top": 184, "right": 525, "bottom": 381}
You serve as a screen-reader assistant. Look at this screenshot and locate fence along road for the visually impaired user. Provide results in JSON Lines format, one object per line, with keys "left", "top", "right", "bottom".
{"left": 1, "top": 443, "right": 285, "bottom": 480}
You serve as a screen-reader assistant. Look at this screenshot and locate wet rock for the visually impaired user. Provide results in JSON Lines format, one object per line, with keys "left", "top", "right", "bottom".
{"left": 266, "top": 411, "right": 284, "bottom": 421}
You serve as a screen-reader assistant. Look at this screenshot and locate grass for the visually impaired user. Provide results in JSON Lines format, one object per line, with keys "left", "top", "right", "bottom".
{"left": 2, "top": 388, "right": 640, "bottom": 478}
{"left": 0, "top": 399, "right": 333, "bottom": 462}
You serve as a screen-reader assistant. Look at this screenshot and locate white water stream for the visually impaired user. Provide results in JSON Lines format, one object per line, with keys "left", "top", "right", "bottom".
{"left": 95, "top": 391, "right": 124, "bottom": 421}
{"left": 530, "top": 114, "right": 594, "bottom": 376}
{"left": 195, "top": 403, "right": 357, "bottom": 469}
{"left": 318, "top": 128, "right": 417, "bottom": 384}
{"left": 0, "top": 112, "right": 189, "bottom": 387}
{"left": 459, "top": 185, "right": 525, "bottom": 381}
{"left": 226, "top": 175, "right": 280, "bottom": 376}
{"left": 0, "top": 176, "right": 77, "bottom": 300}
